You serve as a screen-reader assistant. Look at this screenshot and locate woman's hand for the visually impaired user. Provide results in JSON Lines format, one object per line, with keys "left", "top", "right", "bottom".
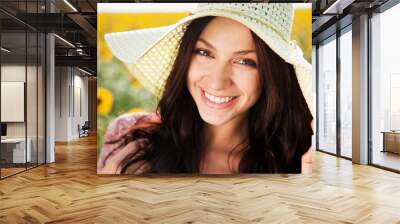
{"left": 302, "top": 120, "right": 314, "bottom": 174}
{"left": 301, "top": 147, "right": 313, "bottom": 174}
{"left": 97, "top": 140, "right": 144, "bottom": 174}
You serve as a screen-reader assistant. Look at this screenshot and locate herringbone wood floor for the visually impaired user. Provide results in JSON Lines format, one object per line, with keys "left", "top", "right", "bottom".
{"left": 0, "top": 135, "right": 399, "bottom": 223}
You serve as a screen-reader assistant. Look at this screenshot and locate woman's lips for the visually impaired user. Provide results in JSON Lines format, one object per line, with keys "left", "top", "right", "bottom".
{"left": 200, "top": 89, "right": 239, "bottom": 109}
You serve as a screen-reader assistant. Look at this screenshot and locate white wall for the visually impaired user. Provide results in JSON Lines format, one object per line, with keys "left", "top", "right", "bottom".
{"left": 55, "top": 67, "right": 69, "bottom": 141}
{"left": 54, "top": 67, "right": 89, "bottom": 141}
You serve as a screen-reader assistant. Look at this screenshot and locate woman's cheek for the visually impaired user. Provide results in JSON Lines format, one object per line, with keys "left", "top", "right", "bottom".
{"left": 188, "top": 59, "right": 209, "bottom": 82}
{"left": 232, "top": 69, "right": 260, "bottom": 94}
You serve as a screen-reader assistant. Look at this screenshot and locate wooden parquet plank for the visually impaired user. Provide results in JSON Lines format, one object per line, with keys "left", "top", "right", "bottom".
{"left": 0, "top": 135, "right": 400, "bottom": 223}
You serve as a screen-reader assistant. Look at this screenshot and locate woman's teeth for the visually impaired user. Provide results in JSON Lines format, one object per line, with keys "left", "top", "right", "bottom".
{"left": 204, "top": 91, "right": 235, "bottom": 104}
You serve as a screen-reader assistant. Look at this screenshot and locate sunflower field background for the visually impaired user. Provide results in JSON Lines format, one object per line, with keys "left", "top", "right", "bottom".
{"left": 97, "top": 4, "right": 311, "bottom": 154}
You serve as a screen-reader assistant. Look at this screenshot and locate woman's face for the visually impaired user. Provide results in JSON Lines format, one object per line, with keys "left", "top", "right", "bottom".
{"left": 187, "top": 17, "right": 261, "bottom": 126}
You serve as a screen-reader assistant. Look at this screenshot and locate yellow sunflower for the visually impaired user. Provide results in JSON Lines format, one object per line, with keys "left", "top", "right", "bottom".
{"left": 98, "top": 87, "right": 114, "bottom": 116}
{"left": 131, "top": 79, "right": 142, "bottom": 90}
{"left": 129, "top": 107, "right": 144, "bottom": 113}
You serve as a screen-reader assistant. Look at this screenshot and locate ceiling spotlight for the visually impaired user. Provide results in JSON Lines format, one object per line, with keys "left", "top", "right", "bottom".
{"left": 76, "top": 48, "right": 86, "bottom": 56}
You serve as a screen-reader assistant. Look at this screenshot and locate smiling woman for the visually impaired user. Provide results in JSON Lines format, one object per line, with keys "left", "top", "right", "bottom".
{"left": 187, "top": 18, "right": 261, "bottom": 127}
{"left": 97, "top": 3, "right": 313, "bottom": 175}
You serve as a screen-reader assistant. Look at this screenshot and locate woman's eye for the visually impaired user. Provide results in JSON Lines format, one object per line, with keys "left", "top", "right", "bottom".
{"left": 193, "top": 48, "right": 212, "bottom": 58}
{"left": 237, "top": 59, "right": 257, "bottom": 68}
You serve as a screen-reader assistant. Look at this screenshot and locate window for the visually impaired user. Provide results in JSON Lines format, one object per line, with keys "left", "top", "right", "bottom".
{"left": 0, "top": 1, "right": 46, "bottom": 179}
{"left": 317, "top": 36, "right": 337, "bottom": 154}
{"left": 370, "top": 2, "right": 400, "bottom": 171}
{"left": 339, "top": 28, "right": 352, "bottom": 158}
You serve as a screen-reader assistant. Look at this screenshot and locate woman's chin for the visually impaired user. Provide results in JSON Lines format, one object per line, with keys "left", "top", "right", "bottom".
{"left": 198, "top": 111, "right": 230, "bottom": 126}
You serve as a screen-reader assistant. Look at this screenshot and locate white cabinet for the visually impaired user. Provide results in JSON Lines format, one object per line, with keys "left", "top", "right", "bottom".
{"left": 1, "top": 138, "right": 32, "bottom": 163}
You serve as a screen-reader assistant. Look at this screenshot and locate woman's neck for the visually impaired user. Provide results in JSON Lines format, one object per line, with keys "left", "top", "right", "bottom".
{"left": 203, "top": 114, "right": 248, "bottom": 153}
{"left": 200, "top": 114, "right": 249, "bottom": 174}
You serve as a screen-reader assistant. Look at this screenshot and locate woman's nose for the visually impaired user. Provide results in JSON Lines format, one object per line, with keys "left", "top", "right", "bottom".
{"left": 207, "top": 61, "right": 232, "bottom": 90}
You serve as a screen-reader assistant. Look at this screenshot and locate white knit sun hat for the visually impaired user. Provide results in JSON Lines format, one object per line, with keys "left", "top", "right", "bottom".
{"left": 104, "top": 3, "right": 312, "bottom": 109}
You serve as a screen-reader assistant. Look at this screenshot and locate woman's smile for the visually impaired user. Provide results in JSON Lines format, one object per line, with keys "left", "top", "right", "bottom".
{"left": 200, "top": 88, "right": 239, "bottom": 109}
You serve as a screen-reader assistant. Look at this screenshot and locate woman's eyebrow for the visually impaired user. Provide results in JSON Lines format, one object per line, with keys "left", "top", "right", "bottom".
{"left": 197, "top": 38, "right": 216, "bottom": 50}
{"left": 197, "top": 38, "right": 256, "bottom": 55}
{"left": 234, "top": 50, "right": 256, "bottom": 55}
